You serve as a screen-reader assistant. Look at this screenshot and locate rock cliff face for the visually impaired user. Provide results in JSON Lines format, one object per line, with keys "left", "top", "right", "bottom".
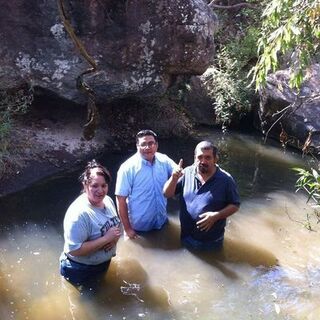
{"left": 258, "top": 64, "right": 320, "bottom": 155}
{"left": 0, "top": 0, "right": 217, "bottom": 196}
{"left": 0, "top": 0, "right": 216, "bottom": 105}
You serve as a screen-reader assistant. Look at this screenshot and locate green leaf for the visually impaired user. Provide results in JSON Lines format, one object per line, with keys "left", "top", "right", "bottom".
{"left": 312, "top": 168, "right": 319, "bottom": 179}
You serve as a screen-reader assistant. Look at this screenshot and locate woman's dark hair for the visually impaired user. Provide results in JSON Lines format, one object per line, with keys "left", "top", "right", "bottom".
{"left": 79, "top": 159, "right": 111, "bottom": 185}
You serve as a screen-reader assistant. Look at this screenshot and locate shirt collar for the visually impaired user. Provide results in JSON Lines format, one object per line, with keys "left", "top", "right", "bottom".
{"left": 136, "top": 152, "right": 157, "bottom": 165}
{"left": 193, "top": 164, "right": 219, "bottom": 182}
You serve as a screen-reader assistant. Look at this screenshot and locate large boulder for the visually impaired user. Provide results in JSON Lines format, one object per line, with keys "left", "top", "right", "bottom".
{"left": 183, "top": 75, "right": 216, "bottom": 126}
{"left": 0, "top": 0, "right": 216, "bottom": 105}
{"left": 0, "top": 0, "right": 218, "bottom": 195}
{"left": 257, "top": 64, "right": 320, "bottom": 155}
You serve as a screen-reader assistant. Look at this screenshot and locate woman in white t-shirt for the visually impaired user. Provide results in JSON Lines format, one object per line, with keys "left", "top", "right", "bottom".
{"left": 60, "top": 160, "right": 121, "bottom": 293}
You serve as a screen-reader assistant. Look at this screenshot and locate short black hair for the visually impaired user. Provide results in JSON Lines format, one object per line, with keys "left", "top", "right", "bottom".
{"left": 135, "top": 129, "right": 158, "bottom": 143}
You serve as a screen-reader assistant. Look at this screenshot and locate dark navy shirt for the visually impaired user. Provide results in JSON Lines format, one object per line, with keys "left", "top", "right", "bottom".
{"left": 175, "top": 165, "right": 240, "bottom": 242}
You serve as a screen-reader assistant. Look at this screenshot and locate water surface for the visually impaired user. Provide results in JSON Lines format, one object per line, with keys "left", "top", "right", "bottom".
{"left": 0, "top": 129, "right": 319, "bottom": 319}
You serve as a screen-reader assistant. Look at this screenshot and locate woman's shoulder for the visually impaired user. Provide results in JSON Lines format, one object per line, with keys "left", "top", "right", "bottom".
{"left": 69, "top": 193, "right": 88, "bottom": 206}
{"left": 103, "top": 195, "right": 117, "bottom": 210}
{"left": 65, "top": 194, "right": 90, "bottom": 218}
{"left": 103, "top": 195, "right": 115, "bottom": 206}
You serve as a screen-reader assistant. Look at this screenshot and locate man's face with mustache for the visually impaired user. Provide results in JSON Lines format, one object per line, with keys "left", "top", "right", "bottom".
{"left": 194, "top": 148, "right": 216, "bottom": 175}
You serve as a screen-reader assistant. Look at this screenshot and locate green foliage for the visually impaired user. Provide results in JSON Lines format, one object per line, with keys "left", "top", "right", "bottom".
{"left": 204, "top": 48, "right": 252, "bottom": 129}
{"left": 203, "top": 2, "right": 264, "bottom": 128}
{"left": 250, "top": 0, "right": 320, "bottom": 90}
{"left": 294, "top": 167, "right": 320, "bottom": 205}
{"left": 0, "top": 88, "right": 33, "bottom": 114}
{"left": 0, "top": 86, "right": 33, "bottom": 178}
{"left": 251, "top": 0, "right": 320, "bottom": 226}
{"left": 0, "top": 111, "right": 11, "bottom": 149}
{"left": 226, "top": 27, "right": 260, "bottom": 70}
{"left": 293, "top": 166, "right": 320, "bottom": 228}
{"left": 0, "top": 111, "right": 13, "bottom": 177}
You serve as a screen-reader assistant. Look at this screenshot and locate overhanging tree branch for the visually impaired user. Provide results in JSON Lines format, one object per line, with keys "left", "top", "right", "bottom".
{"left": 208, "top": 1, "right": 258, "bottom": 9}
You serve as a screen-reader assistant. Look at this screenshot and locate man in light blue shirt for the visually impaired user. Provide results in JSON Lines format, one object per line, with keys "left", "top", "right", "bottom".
{"left": 115, "top": 130, "right": 177, "bottom": 239}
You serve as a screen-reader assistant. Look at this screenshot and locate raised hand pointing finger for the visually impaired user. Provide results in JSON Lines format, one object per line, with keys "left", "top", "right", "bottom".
{"left": 178, "top": 158, "right": 183, "bottom": 169}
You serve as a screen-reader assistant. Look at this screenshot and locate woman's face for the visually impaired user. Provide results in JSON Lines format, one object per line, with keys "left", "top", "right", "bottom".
{"left": 84, "top": 169, "right": 108, "bottom": 207}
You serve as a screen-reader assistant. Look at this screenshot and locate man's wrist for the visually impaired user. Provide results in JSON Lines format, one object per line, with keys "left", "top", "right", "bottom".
{"left": 171, "top": 174, "right": 179, "bottom": 182}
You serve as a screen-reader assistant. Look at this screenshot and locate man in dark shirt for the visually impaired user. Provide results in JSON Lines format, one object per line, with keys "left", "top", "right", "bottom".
{"left": 163, "top": 140, "right": 240, "bottom": 250}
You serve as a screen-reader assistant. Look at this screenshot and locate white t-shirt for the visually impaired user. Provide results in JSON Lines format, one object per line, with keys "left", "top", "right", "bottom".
{"left": 62, "top": 193, "right": 120, "bottom": 265}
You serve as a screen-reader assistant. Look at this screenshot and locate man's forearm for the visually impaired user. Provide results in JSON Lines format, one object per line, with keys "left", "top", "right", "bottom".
{"left": 217, "top": 204, "right": 239, "bottom": 220}
{"left": 116, "top": 196, "right": 132, "bottom": 231}
{"left": 163, "top": 176, "right": 178, "bottom": 198}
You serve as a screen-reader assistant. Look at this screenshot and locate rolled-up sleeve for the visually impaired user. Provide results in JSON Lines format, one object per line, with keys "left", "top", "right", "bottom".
{"left": 115, "top": 165, "right": 132, "bottom": 197}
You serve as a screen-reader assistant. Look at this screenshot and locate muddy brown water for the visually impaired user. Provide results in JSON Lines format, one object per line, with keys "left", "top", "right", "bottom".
{"left": 0, "top": 130, "right": 319, "bottom": 320}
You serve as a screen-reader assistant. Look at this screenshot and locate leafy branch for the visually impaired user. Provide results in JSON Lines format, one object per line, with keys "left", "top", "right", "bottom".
{"left": 294, "top": 167, "right": 320, "bottom": 206}
{"left": 250, "top": 0, "right": 320, "bottom": 90}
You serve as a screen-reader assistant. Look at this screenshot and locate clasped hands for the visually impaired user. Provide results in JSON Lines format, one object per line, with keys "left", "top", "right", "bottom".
{"left": 103, "top": 226, "right": 121, "bottom": 250}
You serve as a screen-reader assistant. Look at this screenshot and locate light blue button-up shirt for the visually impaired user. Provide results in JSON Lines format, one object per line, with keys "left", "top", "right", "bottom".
{"left": 115, "top": 152, "right": 176, "bottom": 231}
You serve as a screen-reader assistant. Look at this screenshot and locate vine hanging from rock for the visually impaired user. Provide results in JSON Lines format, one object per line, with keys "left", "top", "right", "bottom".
{"left": 57, "top": 0, "right": 99, "bottom": 140}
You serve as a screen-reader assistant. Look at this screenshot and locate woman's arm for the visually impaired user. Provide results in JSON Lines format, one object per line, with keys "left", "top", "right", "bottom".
{"left": 69, "top": 226, "right": 121, "bottom": 257}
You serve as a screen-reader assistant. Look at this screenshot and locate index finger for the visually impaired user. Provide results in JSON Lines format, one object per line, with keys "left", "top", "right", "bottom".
{"left": 178, "top": 158, "right": 183, "bottom": 169}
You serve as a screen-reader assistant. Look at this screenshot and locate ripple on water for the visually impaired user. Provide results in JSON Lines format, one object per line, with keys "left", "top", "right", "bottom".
{"left": 249, "top": 264, "right": 320, "bottom": 319}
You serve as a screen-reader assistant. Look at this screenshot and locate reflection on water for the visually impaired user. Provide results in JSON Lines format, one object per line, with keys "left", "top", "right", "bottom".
{"left": 0, "top": 129, "right": 320, "bottom": 319}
